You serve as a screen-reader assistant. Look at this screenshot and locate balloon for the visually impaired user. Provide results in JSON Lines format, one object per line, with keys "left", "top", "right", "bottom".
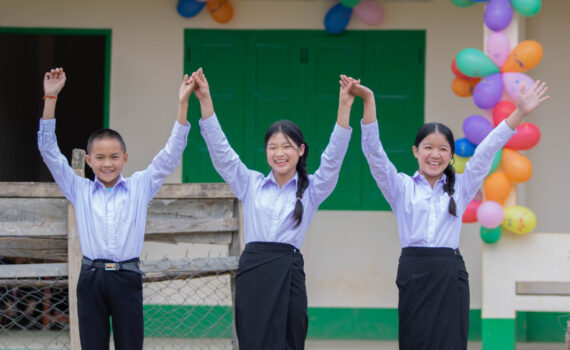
{"left": 484, "top": 0, "right": 513, "bottom": 32}
{"left": 486, "top": 32, "right": 511, "bottom": 67}
{"left": 353, "top": 0, "right": 384, "bottom": 26}
{"left": 501, "top": 149, "right": 532, "bottom": 183}
{"left": 481, "top": 226, "right": 502, "bottom": 244}
{"left": 503, "top": 72, "right": 534, "bottom": 102}
{"left": 341, "top": 0, "right": 361, "bottom": 8}
{"left": 207, "top": 0, "right": 233, "bottom": 23}
{"left": 502, "top": 206, "right": 537, "bottom": 234}
{"left": 493, "top": 100, "right": 516, "bottom": 126}
{"left": 324, "top": 3, "right": 352, "bottom": 35}
{"left": 455, "top": 138, "right": 477, "bottom": 157}
{"left": 502, "top": 40, "right": 543, "bottom": 73}
{"left": 177, "top": 0, "right": 206, "bottom": 17}
{"left": 487, "top": 148, "right": 503, "bottom": 176}
{"left": 473, "top": 73, "right": 503, "bottom": 109}
{"left": 456, "top": 48, "right": 500, "bottom": 78}
{"left": 452, "top": 0, "right": 476, "bottom": 7}
{"left": 463, "top": 199, "right": 481, "bottom": 223}
{"left": 463, "top": 115, "right": 493, "bottom": 145}
{"left": 452, "top": 77, "right": 480, "bottom": 97}
{"left": 453, "top": 154, "right": 469, "bottom": 174}
{"left": 477, "top": 200, "right": 504, "bottom": 229}
{"left": 451, "top": 58, "right": 479, "bottom": 81}
{"left": 505, "top": 122, "right": 541, "bottom": 150}
{"left": 511, "top": 0, "right": 541, "bottom": 17}
{"left": 484, "top": 171, "right": 511, "bottom": 205}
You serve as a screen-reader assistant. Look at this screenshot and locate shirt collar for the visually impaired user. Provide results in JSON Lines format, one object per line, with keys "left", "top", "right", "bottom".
{"left": 263, "top": 171, "right": 299, "bottom": 188}
{"left": 93, "top": 174, "right": 128, "bottom": 192}
{"left": 412, "top": 171, "right": 447, "bottom": 185}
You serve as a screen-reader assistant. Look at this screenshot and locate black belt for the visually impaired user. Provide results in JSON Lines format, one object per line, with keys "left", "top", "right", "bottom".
{"left": 82, "top": 257, "right": 145, "bottom": 276}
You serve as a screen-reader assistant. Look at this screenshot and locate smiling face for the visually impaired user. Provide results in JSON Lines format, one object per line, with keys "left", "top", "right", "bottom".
{"left": 266, "top": 132, "right": 305, "bottom": 186}
{"left": 85, "top": 137, "right": 128, "bottom": 188}
{"left": 413, "top": 132, "right": 452, "bottom": 185}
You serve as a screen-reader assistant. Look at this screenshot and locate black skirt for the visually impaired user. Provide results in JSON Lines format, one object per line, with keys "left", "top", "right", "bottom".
{"left": 235, "top": 242, "right": 308, "bottom": 350}
{"left": 396, "top": 247, "right": 469, "bottom": 350}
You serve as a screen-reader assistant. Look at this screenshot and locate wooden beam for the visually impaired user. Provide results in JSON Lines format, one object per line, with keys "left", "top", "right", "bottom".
{"left": 145, "top": 217, "right": 239, "bottom": 235}
{"left": 0, "top": 263, "right": 68, "bottom": 278}
{"left": 141, "top": 256, "right": 239, "bottom": 282}
{"left": 0, "top": 182, "right": 64, "bottom": 198}
{"left": 516, "top": 281, "right": 570, "bottom": 296}
{"left": 0, "top": 236, "right": 67, "bottom": 261}
{"left": 155, "top": 183, "right": 235, "bottom": 199}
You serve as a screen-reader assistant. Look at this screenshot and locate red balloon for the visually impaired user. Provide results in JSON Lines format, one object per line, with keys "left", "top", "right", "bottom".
{"left": 463, "top": 199, "right": 482, "bottom": 223}
{"left": 505, "top": 122, "right": 541, "bottom": 150}
{"left": 451, "top": 58, "right": 479, "bottom": 81}
{"left": 493, "top": 100, "right": 516, "bottom": 126}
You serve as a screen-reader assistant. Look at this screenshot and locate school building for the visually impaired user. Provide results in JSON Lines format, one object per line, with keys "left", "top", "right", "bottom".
{"left": 0, "top": 0, "right": 568, "bottom": 349}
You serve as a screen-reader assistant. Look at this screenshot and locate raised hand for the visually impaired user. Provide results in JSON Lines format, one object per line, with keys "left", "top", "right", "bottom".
{"left": 179, "top": 74, "right": 196, "bottom": 104}
{"left": 340, "top": 74, "right": 373, "bottom": 100}
{"left": 44, "top": 68, "right": 66, "bottom": 97}
{"left": 191, "top": 68, "right": 211, "bottom": 101}
{"left": 517, "top": 80, "right": 550, "bottom": 115}
{"left": 339, "top": 75, "right": 359, "bottom": 107}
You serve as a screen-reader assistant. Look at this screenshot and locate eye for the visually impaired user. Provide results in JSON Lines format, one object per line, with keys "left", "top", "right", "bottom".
{"left": 267, "top": 146, "right": 277, "bottom": 151}
{"left": 284, "top": 145, "right": 292, "bottom": 150}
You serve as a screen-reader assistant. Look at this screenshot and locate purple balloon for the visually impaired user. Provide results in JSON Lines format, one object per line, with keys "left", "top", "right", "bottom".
{"left": 463, "top": 115, "right": 494, "bottom": 145}
{"left": 473, "top": 73, "right": 503, "bottom": 109}
{"left": 484, "top": 0, "right": 513, "bottom": 32}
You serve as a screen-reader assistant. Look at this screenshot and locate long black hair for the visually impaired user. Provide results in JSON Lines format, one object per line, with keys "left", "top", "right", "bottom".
{"left": 414, "top": 122, "right": 457, "bottom": 217}
{"left": 264, "top": 120, "right": 309, "bottom": 227}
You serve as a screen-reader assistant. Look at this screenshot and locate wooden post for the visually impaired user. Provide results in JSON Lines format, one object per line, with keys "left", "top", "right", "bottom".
{"left": 68, "top": 149, "right": 85, "bottom": 350}
{"left": 565, "top": 319, "right": 570, "bottom": 350}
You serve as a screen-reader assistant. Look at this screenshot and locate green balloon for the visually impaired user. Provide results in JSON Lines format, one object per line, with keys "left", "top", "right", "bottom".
{"left": 512, "top": 0, "right": 541, "bottom": 17}
{"left": 456, "top": 48, "right": 500, "bottom": 78}
{"left": 340, "top": 0, "right": 360, "bottom": 8}
{"left": 481, "top": 226, "right": 502, "bottom": 244}
{"left": 451, "top": 0, "right": 476, "bottom": 8}
{"left": 487, "top": 149, "right": 503, "bottom": 177}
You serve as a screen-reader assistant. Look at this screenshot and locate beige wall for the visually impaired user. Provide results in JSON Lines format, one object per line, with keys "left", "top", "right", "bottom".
{"left": 1, "top": 0, "right": 567, "bottom": 309}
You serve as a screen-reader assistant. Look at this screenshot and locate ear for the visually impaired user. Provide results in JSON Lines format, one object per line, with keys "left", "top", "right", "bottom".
{"left": 412, "top": 145, "right": 418, "bottom": 159}
{"left": 124, "top": 152, "right": 129, "bottom": 163}
{"left": 298, "top": 144, "right": 305, "bottom": 157}
{"left": 85, "top": 154, "right": 93, "bottom": 169}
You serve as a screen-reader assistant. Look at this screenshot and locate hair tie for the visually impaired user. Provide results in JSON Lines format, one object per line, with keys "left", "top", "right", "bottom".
{"left": 297, "top": 197, "right": 301, "bottom": 201}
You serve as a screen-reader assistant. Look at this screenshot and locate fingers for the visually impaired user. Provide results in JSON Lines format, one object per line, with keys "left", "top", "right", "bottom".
{"left": 536, "top": 81, "right": 548, "bottom": 97}
{"left": 45, "top": 67, "right": 65, "bottom": 80}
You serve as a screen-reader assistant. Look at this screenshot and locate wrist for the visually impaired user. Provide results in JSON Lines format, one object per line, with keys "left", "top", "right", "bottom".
{"left": 43, "top": 95, "right": 57, "bottom": 100}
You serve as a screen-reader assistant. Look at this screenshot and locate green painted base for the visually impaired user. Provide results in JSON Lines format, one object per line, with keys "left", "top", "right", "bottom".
{"left": 482, "top": 318, "right": 515, "bottom": 350}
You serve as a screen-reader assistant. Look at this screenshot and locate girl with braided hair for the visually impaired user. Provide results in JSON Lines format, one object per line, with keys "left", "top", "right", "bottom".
{"left": 342, "top": 75, "right": 549, "bottom": 350}
{"left": 190, "top": 68, "right": 355, "bottom": 349}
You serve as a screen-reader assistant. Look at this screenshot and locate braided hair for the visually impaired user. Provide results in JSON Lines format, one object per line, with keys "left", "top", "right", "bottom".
{"left": 265, "top": 120, "right": 309, "bottom": 227}
{"left": 414, "top": 122, "right": 457, "bottom": 217}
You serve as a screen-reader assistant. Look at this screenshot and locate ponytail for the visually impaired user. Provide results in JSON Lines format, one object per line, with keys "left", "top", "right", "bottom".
{"left": 293, "top": 145, "right": 309, "bottom": 227}
{"left": 443, "top": 164, "right": 457, "bottom": 217}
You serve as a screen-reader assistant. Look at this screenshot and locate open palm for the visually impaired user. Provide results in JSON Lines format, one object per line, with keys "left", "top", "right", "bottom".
{"left": 517, "top": 80, "right": 550, "bottom": 115}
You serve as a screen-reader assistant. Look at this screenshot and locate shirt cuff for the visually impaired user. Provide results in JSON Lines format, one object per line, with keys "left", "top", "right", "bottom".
{"left": 39, "top": 118, "right": 56, "bottom": 133}
{"left": 198, "top": 113, "right": 221, "bottom": 134}
{"left": 172, "top": 119, "right": 191, "bottom": 138}
{"left": 333, "top": 122, "right": 352, "bottom": 141}
{"left": 496, "top": 119, "right": 518, "bottom": 140}
{"left": 361, "top": 119, "right": 380, "bottom": 139}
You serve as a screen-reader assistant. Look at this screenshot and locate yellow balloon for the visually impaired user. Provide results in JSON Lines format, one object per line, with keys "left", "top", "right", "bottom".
{"left": 453, "top": 155, "right": 469, "bottom": 174}
{"left": 501, "top": 149, "right": 533, "bottom": 183}
{"left": 502, "top": 206, "right": 537, "bottom": 234}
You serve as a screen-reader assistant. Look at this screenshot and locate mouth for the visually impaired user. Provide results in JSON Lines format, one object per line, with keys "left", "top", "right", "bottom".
{"left": 427, "top": 161, "right": 441, "bottom": 169}
{"left": 274, "top": 159, "right": 288, "bottom": 167}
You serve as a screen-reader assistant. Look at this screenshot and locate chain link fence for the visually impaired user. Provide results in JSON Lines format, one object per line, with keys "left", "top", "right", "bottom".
{"left": 0, "top": 255, "right": 238, "bottom": 350}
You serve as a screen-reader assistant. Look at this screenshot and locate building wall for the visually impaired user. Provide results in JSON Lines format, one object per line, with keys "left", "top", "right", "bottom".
{"left": 1, "top": 0, "right": 567, "bottom": 319}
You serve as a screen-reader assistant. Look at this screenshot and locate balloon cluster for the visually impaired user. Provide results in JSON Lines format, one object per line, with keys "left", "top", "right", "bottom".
{"left": 177, "top": 0, "right": 234, "bottom": 23}
{"left": 450, "top": 0, "right": 543, "bottom": 244}
{"left": 324, "top": 0, "right": 384, "bottom": 34}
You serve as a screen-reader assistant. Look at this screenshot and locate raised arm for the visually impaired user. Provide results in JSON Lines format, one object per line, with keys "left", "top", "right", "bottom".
{"left": 461, "top": 81, "right": 550, "bottom": 198}
{"left": 346, "top": 77, "right": 402, "bottom": 207}
{"left": 38, "top": 68, "right": 79, "bottom": 203}
{"left": 193, "top": 68, "right": 252, "bottom": 201}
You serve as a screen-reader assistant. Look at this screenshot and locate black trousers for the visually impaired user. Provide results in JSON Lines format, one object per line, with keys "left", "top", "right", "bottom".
{"left": 396, "top": 247, "right": 469, "bottom": 350}
{"left": 76, "top": 258, "right": 143, "bottom": 350}
{"left": 235, "top": 242, "right": 308, "bottom": 350}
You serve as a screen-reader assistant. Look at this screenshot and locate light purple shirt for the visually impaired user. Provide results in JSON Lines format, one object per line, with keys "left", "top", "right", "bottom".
{"left": 200, "top": 113, "right": 352, "bottom": 249}
{"left": 361, "top": 119, "right": 516, "bottom": 249}
{"left": 38, "top": 119, "right": 190, "bottom": 261}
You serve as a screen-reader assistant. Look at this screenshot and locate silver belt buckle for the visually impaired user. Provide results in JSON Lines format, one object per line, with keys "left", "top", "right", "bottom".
{"left": 105, "top": 263, "right": 117, "bottom": 271}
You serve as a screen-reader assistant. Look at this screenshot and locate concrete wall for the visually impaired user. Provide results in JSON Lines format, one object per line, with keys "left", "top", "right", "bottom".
{"left": 1, "top": 0, "right": 568, "bottom": 312}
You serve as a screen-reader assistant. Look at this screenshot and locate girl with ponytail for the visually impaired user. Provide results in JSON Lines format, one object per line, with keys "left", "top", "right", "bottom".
{"left": 343, "top": 75, "right": 549, "bottom": 350}
{"left": 191, "top": 68, "right": 355, "bottom": 350}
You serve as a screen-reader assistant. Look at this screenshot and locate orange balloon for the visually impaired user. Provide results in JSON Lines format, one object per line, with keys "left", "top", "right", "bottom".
{"left": 451, "top": 77, "right": 480, "bottom": 97}
{"left": 484, "top": 171, "right": 511, "bottom": 205}
{"left": 501, "top": 40, "right": 543, "bottom": 73}
{"left": 501, "top": 149, "right": 533, "bottom": 183}
{"left": 207, "top": 0, "right": 233, "bottom": 23}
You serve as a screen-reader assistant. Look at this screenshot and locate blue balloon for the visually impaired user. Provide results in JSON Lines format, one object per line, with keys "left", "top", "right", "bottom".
{"left": 324, "top": 3, "right": 352, "bottom": 35}
{"left": 455, "top": 137, "right": 477, "bottom": 157}
{"left": 177, "top": 0, "right": 205, "bottom": 18}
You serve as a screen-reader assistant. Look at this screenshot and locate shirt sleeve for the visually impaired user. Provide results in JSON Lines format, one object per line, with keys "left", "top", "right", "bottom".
{"left": 37, "top": 119, "right": 79, "bottom": 204}
{"left": 141, "top": 121, "right": 191, "bottom": 201}
{"left": 199, "top": 114, "right": 252, "bottom": 201}
{"left": 460, "top": 119, "right": 517, "bottom": 199}
{"left": 307, "top": 123, "right": 352, "bottom": 207}
{"left": 361, "top": 119, "right": 402, "bottom": 208}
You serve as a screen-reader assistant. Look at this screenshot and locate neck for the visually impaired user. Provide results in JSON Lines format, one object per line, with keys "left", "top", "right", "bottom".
{"left": 273, "top": 171, "right": 296, "bottom": 188}
{"left": 420, "top": 172, "right": 441, "bottom": 189}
